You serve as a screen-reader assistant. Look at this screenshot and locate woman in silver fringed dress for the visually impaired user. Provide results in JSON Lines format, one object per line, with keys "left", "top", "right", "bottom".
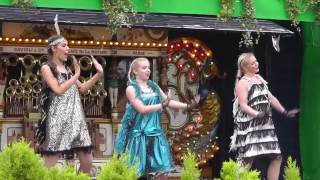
{"left": 230, "top": 52, "right": 299, "bottom": 180}
{"left": 36, "top": 35, "right": 103, "bottom": 175}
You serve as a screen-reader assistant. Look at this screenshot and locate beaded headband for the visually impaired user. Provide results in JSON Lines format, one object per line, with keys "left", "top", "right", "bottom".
{"left": 47, "top": 37, "right": 65, "bottom": 49}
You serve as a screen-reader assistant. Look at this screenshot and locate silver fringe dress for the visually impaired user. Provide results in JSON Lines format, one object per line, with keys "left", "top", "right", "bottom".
{"left": 230, "top": 75, "right": 281, "bottom": 162}
{"left": 42, "top": 69, "right": 92, "bottom": 153}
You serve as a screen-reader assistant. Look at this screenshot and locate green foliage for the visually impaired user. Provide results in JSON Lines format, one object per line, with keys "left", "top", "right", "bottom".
{"left": 218, "top": 0, "right": 234, "bottom": 21}
{"left": 11, "top": 0, "right": 34, "bottom": 10}
{"left": 239, "top": 0, "right": 260, "bottom": 48}
{"left": 285, "top": 0, "right": 303, "bottom": 31}
{"left": 181, "top": 151, "right": 201, "bottom": 180}
{"left": 97, "top": 152, "right": 139, "bottom": 180}
{"left": 0, "top": 139, "right": 91, "bottom": 180}
{"left": 305, "top": 0, "right": 320, "bottom": 25}
{"left": 45, "top": 166, "right": 91, "bottom": 180}
{"left": 283, "top": 156, "right": 302, "bottom": 180}
{"left": 216, "top": 159, "right": 260, "bottom": 180}
{"left": 102, "top": 0, "right": 143, "bottom": 35}
{"left": 0, "top": 138, "right": 46, "bottom": 180}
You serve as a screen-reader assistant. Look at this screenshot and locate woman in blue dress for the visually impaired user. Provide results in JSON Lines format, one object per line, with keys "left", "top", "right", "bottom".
{"left": 115, "top": 57, "right": 199, "bottom": 180}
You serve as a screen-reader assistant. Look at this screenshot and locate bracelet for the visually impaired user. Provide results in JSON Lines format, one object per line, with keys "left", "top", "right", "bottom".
{"left": 161, "top": 101, "right": 168, "bottom": 108}
{"left": 282, "top": 110, "right": 288, "bottom": 116}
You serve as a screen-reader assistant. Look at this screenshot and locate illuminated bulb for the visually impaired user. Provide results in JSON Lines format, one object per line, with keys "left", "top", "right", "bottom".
{"left": 90, "top": 41, "right": 94, "bottom": 44}
{"left": 109, "top": 42, "right": 113, "bottom": 45}
{"left": 170, "top": 45, "right": 174, "bottom": 49}
{"left": 127, "top": 42, "right": 132, "bottom": 46}
{"left": 196, "top": 61, "right": 201, "bottom": 66}
{"left": 133, "top": 42, "right": 138, "bottom": 46}
{"left": 38, "top": 39, "right": 42, "bottom": 43}
{"left": 32, "top": 39, "right": 35, "bottom": 42}
{"left": 140, "top": 42, "right": 144, "bottom": 46}
{"left": 191, "top": 54, "right": 196, "bottom": 58}
{"left": 71, "top": 40, "right": 75, "bottom": 44}
{"left": 96, "top": 41, "right": 100, "bottom": 45}
{"left": 164, "top": 43, "right": 167, "bottom": 47}
{"left": 183, "top": 40, "right": 188, "bottom": 44}
{"left": 45, "top": 39, "right": 48, "bottom": 43}
{"left": 152, "top": 43, "right": 156, "bottom": 46}
{"left": 11, "top": 38, "right": 16, "bottom": 41}
{"left": 195, "top": 43, "right": 199, "bottom": 47}
{"left": 5, "top": 38, "right": 9, "bottom": 41}
{"left": 206, "top": 52, "right": 211, "bottom": 56}
{"left": 146, "top": 43, "right": 150, "bottom": 46}
{"left": 25, "top": 39, "right": 29, "bottom": 42}
{"left": 121, "top": 42, "right": 126, "bottom": 46}
{"left": 103, "top": 41, "right": 106, "bottom": 45}
{"left": 115, "top": 42, "right": 119, "bottom": 45}
{"left": 158, "top": 43, "right": 162, "bottom": 47}
{"left": 84, "top": 41, "right": 88, "bottom": 44}
{"left": 0, "top": 37, "right": 2, "bottom": 41}
{"left": 77, "top": 41, "right": 81, "bottom": 44}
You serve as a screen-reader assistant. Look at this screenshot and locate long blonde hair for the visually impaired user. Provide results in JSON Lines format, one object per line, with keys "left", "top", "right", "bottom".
{"left": 127, "top": 57, "right": 149, "bottom": 83}
{"left": 234, "top": 52, "right": 255, "bottom": 97}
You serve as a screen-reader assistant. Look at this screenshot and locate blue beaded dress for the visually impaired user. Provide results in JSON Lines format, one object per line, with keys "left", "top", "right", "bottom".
{"left": 115, "top": 80, "right": 172, "bottom": 175}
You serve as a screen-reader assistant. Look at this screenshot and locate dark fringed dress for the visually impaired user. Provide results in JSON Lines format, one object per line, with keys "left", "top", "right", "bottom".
{"left": 230, "top": 75, "right": 281, "bottom": 162}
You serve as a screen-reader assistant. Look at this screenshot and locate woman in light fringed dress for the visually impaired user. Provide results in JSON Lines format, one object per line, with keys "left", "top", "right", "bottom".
{"left": 230, "top": 52, "right": 299, "bottom": 180}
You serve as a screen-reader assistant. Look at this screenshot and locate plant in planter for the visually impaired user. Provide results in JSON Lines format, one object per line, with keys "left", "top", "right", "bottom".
{"left": 180, "top": 151, "right": 201, "bottom": 180}
{"left": 11, "top": 0, "right": 34, "bottom": 10}
{"left": 97, "top": 152, "right": 139, "bottom": 180}
{"left": 215, "top": 159, "right": 260, "bottom": 180}
{"left": 45, "top": 166, "right": 91, "bottom": 180}
{"left": 0, "top": 138, "right": 46, "bottom": 180}
{"left": 283, "top": 156, "right": 301, "bottom": 180}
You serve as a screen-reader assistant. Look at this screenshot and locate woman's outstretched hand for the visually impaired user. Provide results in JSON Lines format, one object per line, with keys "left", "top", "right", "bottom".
{"left": 187, "top": 95, "right": 200, "bottom": 110}
{"left": 91, "top": 55, "right": 104, "bottom": 74}
{"left": 283, "top": 108, "right": 299, "bottom": 118}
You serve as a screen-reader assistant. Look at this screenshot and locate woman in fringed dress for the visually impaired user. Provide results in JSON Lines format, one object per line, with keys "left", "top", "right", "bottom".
{"left": 230, "top": 52, "right": 299, "bottom": 180}
{"left": 35, "top": 35, "right": 104, "bottom": 176}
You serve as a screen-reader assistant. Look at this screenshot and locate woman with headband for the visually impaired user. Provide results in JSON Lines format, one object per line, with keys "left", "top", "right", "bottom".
{"left": 36, "top": 35, "right": 103, "bottom": 175}
{"left": 230, "top": 52, "right": 299, "bottom": 180}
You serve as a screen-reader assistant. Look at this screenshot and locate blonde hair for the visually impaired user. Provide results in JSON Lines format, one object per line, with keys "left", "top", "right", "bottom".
{"left": 234, "top": 52, "right": 255, "bottom": 97}
{"left": 235, "top": 53, "right": 254, "bottom": 82}
{"left": 127, "top": 57, "right": 149, "bottom": 83}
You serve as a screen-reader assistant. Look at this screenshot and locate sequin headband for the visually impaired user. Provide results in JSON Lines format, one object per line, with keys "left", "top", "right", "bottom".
{"left": 47, "top": 37, "right": 65, "bottom": 49}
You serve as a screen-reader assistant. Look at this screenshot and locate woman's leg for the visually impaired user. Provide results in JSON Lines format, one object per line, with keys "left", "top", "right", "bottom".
{"left": 267, "top": 155, "right": 282, "bottom": 180}
{"left": 44, "top": 153, "right": 60, "bottom": 168}
{"left": 78, "top": 150, "right": 93, "bottom": 175}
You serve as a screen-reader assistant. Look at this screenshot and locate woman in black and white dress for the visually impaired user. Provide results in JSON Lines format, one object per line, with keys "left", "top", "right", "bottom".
{"left": 230, "top": 52, "right": 299, "bottom": 180}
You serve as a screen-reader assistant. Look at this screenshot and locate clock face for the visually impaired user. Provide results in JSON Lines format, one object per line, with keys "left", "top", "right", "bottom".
{"left": 166, "top": 56, "right": 199, "bottom": 130}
